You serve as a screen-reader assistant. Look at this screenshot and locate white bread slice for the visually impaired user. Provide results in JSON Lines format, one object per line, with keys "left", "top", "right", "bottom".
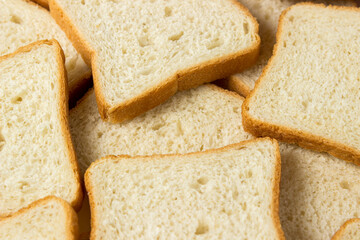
{"left": 279, "top": 143, "right": 360, "bottom": 240}
{"left": 49, "top": 0, "right": 260, "bottom": 123}
{"left": 85, "top": 138, "right": 284, "bottom": 239}
{"left": 0, "top": 40, "right": 82, "bottom": 217}
{"left": 70, "top": 84, "right": 253, "bottom": 174}
{"left": 0, "top": 0, "right": 91, "bottom": 104}
{"left": 0, "top": 196, "right": 79, "bottom": 240}
{"left": 242, "top": 3, "right": 360, "bottom": 165}
{"left": 216, "top": 0, "right": 356, "bottom": 97}
{"left": 332, "top": 219, "right": 360, "bottom": 240}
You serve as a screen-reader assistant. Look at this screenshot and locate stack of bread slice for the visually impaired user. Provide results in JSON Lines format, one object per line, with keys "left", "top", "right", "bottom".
{"left": 0, "top": 0, "right": 359, "bottom": 239}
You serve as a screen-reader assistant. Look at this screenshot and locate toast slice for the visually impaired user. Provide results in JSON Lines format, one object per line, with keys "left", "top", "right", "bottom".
{"left": 0, "top": 40, "right": 82, "bottom": 217}
{"left": 0, "top": 196, "right": 79, "bottom": 240}
{"left": 280, "top": 144, "right": 360, "bottom": 239}
{"left": 70, "top": 84, "right": 253, "bottom": 174}
{"left": 216, "top": 0, "right": 356, "bottom": 97}
{"left": 332, "top": 219, "right": 360, "bottom": 240}
{"left": 242, "top": 3, "right": 360, "bottom": 165}
{"left": 85, "top": 138, "right": 284, "bottom": 239}
{"left": 49, "top": 0, "right": 260, "bottom": 123}
{"left": 0, "top": 0, "right": 91, "bottom": 105}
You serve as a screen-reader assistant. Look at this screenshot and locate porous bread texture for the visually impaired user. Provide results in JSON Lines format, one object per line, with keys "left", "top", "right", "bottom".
{"left": 0, "top": 196, "right": 79, "bottom": 240}
{"left": 0, "top": 0, "right": 91, "bottom": 103}
{"left": 279, "top": 143, "right": 360, "bottom": 240}
{"left": 242, "top": 3, "right": 360, "bottom": 165}
{"left": 49, "top": 0, "right": 260, "bottom": 123}
{"left": 332, "top": 219, "right": 360, "bottom": 240}
{"left": 85, "top": 139, "right": 284, "bottom": 240}
{"left": 0, "top": 40, "right": 82, "bottom": 217}
{"left": 217, "top": 0, "right": 356, "bottom": 97}
{"left": 70, "top": 84, "right": 253, "bottom": 174}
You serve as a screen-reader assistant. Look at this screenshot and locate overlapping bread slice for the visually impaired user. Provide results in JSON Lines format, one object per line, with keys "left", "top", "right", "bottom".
{"left": 69, "top": 84, "right": 253, "bottom": 174}
{"left": 49, "top": 0, "right": 260, "bottom": 122}
{"left": 0, "top": 0, "right": 91, "bottom": 104}
{"left": 0, "top": 196, "right": 79, "bottom": 240}
{"left": 217, "top": 0, "right": 355, "bottom": 97}
{"left": 85, "top": 138, "right": 284, "bottom": 239}
{"left": 279, "top": 144, "right": 360, "bottom": 239}
{"left": 0, "top": 40, "right": 82, "bottom": 217}
{"left": 242, "top": 3, "right": 360, "bottom": 165}
{"left": 31, "top": 0, "right": 48, "bottom": 8}
{"left": 332, "top": 218, "right": 360, "bottom": 240}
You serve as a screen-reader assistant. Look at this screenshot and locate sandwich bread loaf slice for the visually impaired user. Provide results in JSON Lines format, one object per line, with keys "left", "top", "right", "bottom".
{"left": 0, "top": 196, "right": 79, "bottom": 240}
{"left": 70, "top": 84, "right": 253, "bottom": 174}
{"left": 332, "top": 219, "right": 360, "bottom": 240}
{"left": 242, "top": 3, "right": 360, "bottom": 165}
{"left": 0, "top": 0, "right": 91, "bottom": 104}
{"left": 85, "top": 138, "right": 284, "bottom": 239}
{"left": 217, "top": 0, "right": 356, "bottom": 97}
{"left": 49, "top": 0, "right": 260, "bottom": 122}
{"left": 0, "top": 40, "right": 82, "bottom": 217}
{"left": 279, "top": 144, "right": 360, "bottom": 240}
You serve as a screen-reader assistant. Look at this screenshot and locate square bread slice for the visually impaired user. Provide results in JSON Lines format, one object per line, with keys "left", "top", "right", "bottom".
{"left": 49, "top": 0, "right": 260, "bottom": 123}
{"left": 216, "top": 0, "right": 356, "bottom": 97}
{"left": 0, "top": 40, "right": 82, "bottom": 217}
{"left": 85, "top": 138, "right": 284, "bottom": 239}
{"left": 332, "top": 219, "right": 360, "bottom": 240}
{"left": 279, "top": 143, "right": 360, "bottom": 240}
{"left": 0, "top": 196, "right": 79, "bottom": 240}
{"left": 242, "top": 3, "right": 360, "bottom": 165}
{"left": 0, "top": 0, "right": 91, "bottom": 105}
{"left": 70, "top": 84, "right": 253, "bottom": 174}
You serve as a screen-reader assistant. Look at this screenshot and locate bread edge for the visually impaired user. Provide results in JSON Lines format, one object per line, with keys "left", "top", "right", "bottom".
{"left": 332, "top": 218, "right": 360, "bottom": 240}
{"left": 242, "top": 3, "right": 360, "bottom": 166}
{"left": 215, "top": 74, "right": 252, "bottom": 97}
{"left": 84, "top": 138, "right": 285, "bottom": 240}
{"left": 0, "top": 196, "right": 79, "bottom": 240}
{"left": 0, "top": 40, "right": 83, "bottom": 212}
{"left": 48, "top": 0, "right": 260, "bottom": 123}
{"left": 30, "top": 0, "right": 48, "bottom": 8}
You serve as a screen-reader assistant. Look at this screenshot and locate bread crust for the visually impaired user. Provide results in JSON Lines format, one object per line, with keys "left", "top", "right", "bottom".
{"left": 242, "top": 3, "right": 360, "bottom": 166}
{"left": 85, "top": 138, "right": 285, "bottom": 240}
{"left": 30, "top": 0, "right": 48, "bottom": 8}
{"left": 332, "top": 218, "right": 360, "bottom": 240}
{"left": 0, "top": 40, "right": 83, "bottom": 213}
{"left": 0, "top": 196, "right": 79, "bottom": 240}
{"left": 48, "top": 0, "right": 260, "bottom": 123}
{"left": 215, "top": 74, "right": 252, "bottom": 97}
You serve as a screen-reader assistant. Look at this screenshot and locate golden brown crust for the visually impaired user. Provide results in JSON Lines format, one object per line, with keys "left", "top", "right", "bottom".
{"left": 215, "top": 75, "right": 252, "bottom": 97}
{"left": 0, "top": 40, "right": 83, "bottom": 212}
{"left": 30, "top": 0, "right": 48, "bottom": 8}
{"left": 0, "top": 196, "right": 79, "bottom": 240}
{"left": 332, "top": 218, "right": 360, "bottom": 240}
{"left": 49, "top": 0, "right": 260, "bottom": 123}
{"left": 242, "top": 3, "right": 360, "bottom": 166}
{"left": 85, "top": 138, "right": 285, "bottom": 240}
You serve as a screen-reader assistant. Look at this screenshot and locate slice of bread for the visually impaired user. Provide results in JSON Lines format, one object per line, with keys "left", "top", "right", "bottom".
{"left": 332, "top": 219, "right": 360, "bottom": 240}
{"left": 216, "top": 0, "right": 356, "bottom": 97}
{"left": 0, "top": 40, "right": 82, "bottom": 217}
{"left": 242, "top": 3, "right": 360, "bottom": 165}
{"left": 70, "top": 84, "right": 253, "bottom": 174}
{"left": 0, "top": 0, "right": 91, "bottom": 105}
{"left": 280, "top": 144, "right": 360, "bottom": 240}
{"left": 0, "top": 196, "right": 79, "bottom": 240}
{"left": 85, "top": 138, "right": 284, "bottom": 239}
{"left": 49, "top": 0, "right": 260, "bottom": 123}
